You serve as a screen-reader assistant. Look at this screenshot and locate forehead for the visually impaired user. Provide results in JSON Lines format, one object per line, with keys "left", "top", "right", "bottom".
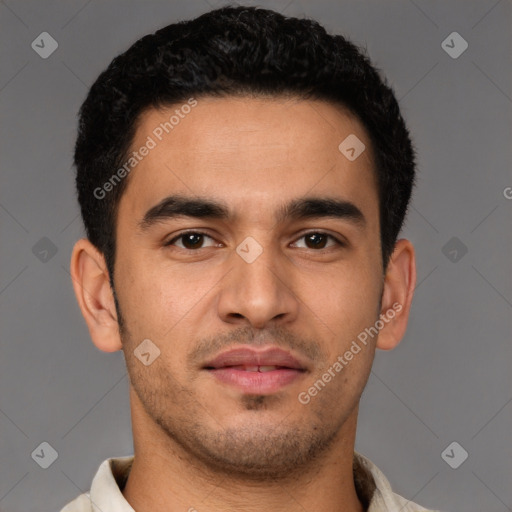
{"left": 118, "top": 96, "right": 378, "bottom": 225}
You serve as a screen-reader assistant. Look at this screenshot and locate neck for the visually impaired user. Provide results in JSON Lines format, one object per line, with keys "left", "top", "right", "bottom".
{"left": 122, "top": 389, "right": 366, "bottom": 512}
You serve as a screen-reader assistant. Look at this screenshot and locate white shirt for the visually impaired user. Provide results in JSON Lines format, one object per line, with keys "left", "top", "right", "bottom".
{"left": 60, "top": 451, "right": 442, "bottom": 511}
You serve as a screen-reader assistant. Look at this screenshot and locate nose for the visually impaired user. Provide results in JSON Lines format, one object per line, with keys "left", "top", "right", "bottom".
{"left": 217, "top": 239, "right": 299, "bottom": 330}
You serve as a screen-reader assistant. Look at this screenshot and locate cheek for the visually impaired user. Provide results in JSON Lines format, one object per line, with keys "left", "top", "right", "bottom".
{"left": 307, "top": 261, "right": 381, "bottom": 401}
{"left": 116, "top": 255, "right": 225, "bottom": 373}
{"left": 298, "top": 262, "right": 381, "bottom": 342}
{"left": 298, "top": 339, "right": 375, "bottom": 424}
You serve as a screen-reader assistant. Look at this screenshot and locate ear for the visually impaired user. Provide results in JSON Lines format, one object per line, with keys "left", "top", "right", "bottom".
{"left": 70, "top": 238, "right": 122, "bottom": 352}
{"left": 376, "top": 239, "right": 416, "bottom": 351}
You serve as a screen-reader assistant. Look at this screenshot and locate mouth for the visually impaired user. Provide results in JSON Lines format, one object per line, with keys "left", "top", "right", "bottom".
{"left": 203, "top": 347, "right": 308, "bottom": 394}
{"left": 214, "top": 365, "right": 295, "bottom": 372}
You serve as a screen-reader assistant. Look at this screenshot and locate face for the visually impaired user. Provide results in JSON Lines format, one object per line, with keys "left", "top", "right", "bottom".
{"left": 112, "top": 96, "right": 385, "bottom": 478}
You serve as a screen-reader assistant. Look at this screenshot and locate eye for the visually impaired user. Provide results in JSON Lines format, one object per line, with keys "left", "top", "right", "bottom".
{"left": 164, "top": 231, "right": 343, "bottom": 251}
{"left": 291, "top": 232, "right": 343, "bottom": 250}
{"left": 164, "top": 231, "right": 219, "bottom": 250}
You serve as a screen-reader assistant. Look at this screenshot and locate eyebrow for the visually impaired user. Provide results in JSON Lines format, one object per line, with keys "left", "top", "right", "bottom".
{"left": 138, "top": 194, "right": 366, "bottom": 232}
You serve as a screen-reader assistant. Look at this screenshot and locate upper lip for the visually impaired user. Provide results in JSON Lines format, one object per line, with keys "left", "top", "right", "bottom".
{"left": 203, "top": 347, "right": 307, "bottom": 370}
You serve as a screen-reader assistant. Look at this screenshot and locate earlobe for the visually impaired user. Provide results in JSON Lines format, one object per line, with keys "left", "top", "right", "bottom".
{"left": 70, "top": 238, "right": 122, "bottom": 353}
{"left": 376, "top": 239, "right": 416, "bottom": 351}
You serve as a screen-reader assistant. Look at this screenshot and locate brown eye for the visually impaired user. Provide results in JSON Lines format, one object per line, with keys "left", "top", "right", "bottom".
{"left": 165, "top": 232, "right": 216, "bottom": 250}
{"left": 304, "top": 233, "right": 328, "bottom": 249}
{"left": 292, "top": 232, "right": 341, "bottom": 250}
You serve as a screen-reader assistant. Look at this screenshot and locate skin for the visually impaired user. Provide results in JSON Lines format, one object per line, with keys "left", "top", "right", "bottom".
{"left": 70, "top": 96, "right": 416, "bottom": 512}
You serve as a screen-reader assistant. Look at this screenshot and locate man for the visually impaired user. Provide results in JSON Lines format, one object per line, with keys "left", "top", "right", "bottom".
{"left": 62, "top": 5, "right": 441, "bottom": 512}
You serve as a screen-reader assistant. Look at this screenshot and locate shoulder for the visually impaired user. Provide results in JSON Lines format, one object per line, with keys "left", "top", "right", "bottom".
{"left": 59, "top": 455, "right": 134, "bottom": 512}
{"left": 59, "top": 492, "right": 92, "bottom": 512}
{"left": 354, "top": 451, "right": 443, "bottom": 512}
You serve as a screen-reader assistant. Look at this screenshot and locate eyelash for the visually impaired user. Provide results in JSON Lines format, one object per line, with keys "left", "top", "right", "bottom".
{"left": 164, "top": 230, "right": 345, "bottom": 250}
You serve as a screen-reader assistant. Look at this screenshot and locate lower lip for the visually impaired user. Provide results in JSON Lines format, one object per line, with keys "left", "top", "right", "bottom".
{"left": 207, "top": 368, "right": 305, "bottom": 394}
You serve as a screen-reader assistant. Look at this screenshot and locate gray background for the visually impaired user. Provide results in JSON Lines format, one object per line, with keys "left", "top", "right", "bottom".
{"left": 0, "top": 0, "right": 511, "bottom": 511}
